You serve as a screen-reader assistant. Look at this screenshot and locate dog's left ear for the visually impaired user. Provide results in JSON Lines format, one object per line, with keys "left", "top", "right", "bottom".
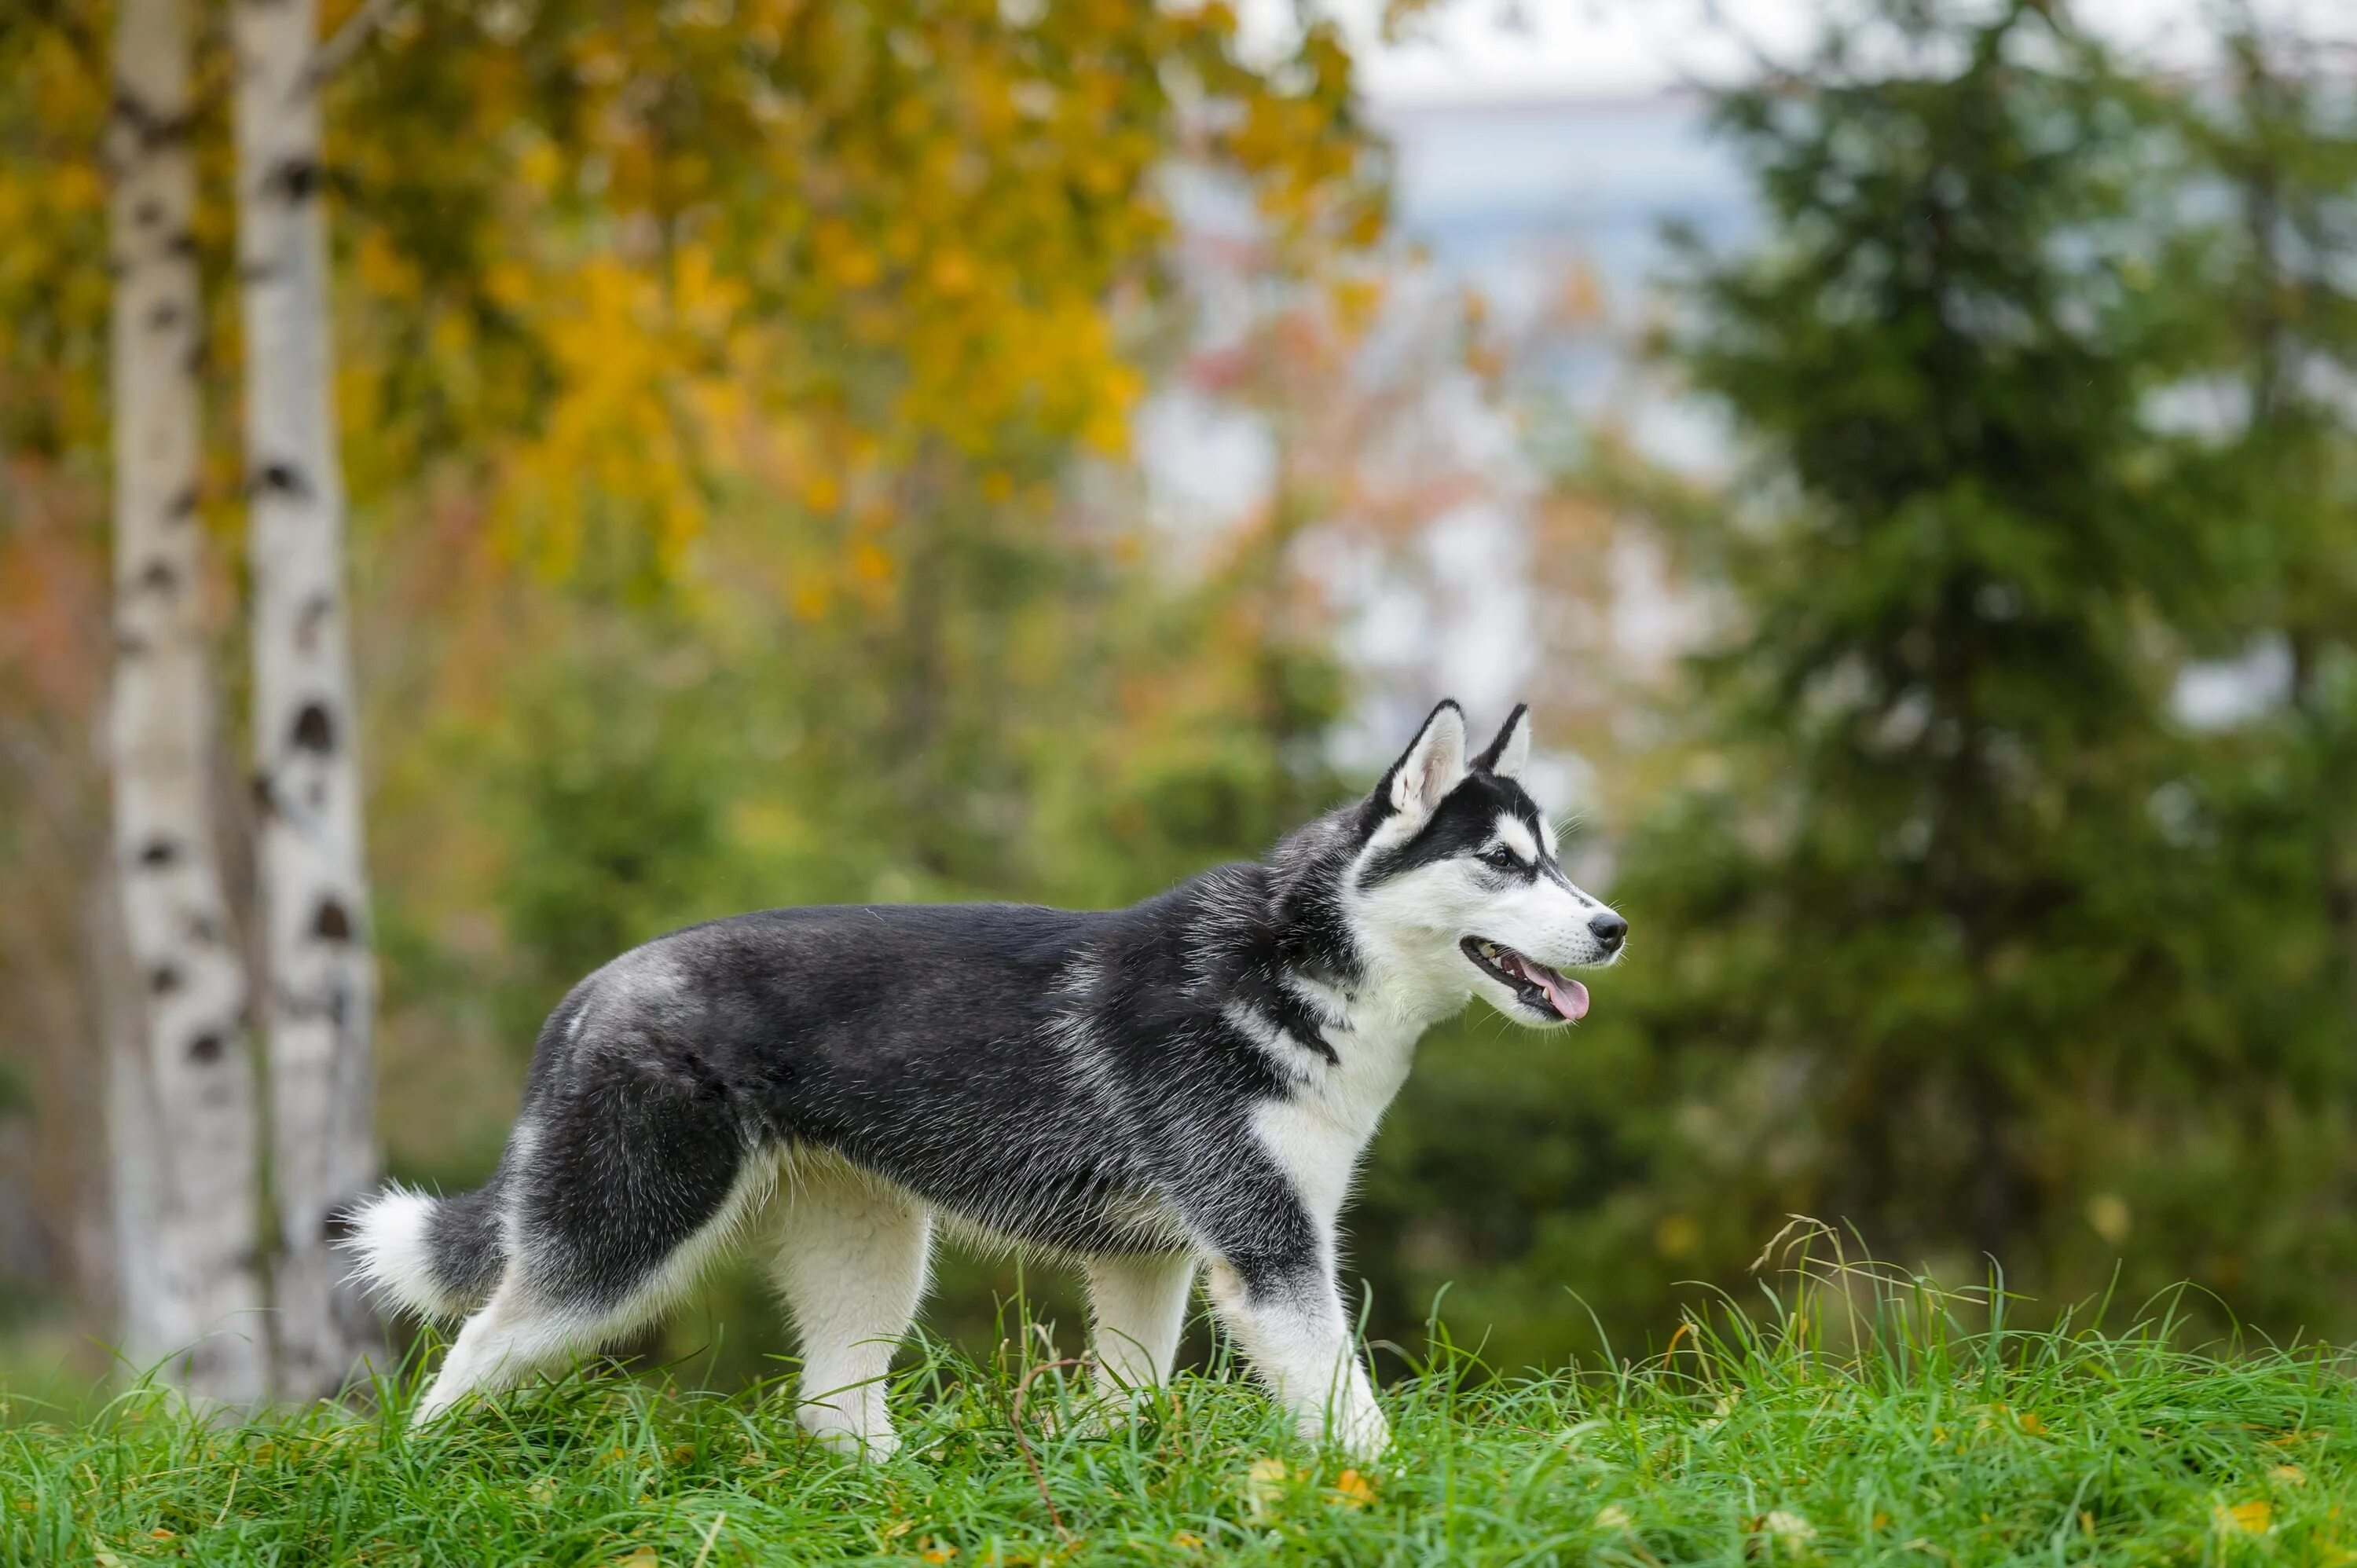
{"left": 1474, "top": 702, "right": 1531, "bottom": 780}
{"left": 1375, "top": 699, "right": 1468, "bottom": 826}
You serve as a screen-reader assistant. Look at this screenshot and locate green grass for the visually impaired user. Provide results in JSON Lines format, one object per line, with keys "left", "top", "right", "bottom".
{"left": 5, "top": 1244, "right": 2354, "bottom": 1566}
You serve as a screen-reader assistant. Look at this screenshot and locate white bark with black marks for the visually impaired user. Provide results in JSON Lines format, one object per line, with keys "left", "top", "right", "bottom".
{"left": 232, "top": 0, "right": 382, "bottom": 1398}
{"left": 106, "top": 0, "right": 268, "bottom": 1403}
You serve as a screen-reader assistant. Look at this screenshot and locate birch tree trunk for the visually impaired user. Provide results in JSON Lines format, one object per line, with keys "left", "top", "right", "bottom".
{"left": 105, "top": 0, "right": 268, "bottom": 1404}
{"left": 231, "top": 0, "right": 382, "bottom": 1399}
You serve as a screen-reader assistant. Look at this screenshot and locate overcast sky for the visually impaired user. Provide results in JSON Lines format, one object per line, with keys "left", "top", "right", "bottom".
{"left": 1238, "top": 0, "right": 2357, "bottom": 107}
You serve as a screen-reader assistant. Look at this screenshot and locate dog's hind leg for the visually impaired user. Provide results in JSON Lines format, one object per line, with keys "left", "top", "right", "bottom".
{"left": 762, "top": 1157, "right": 931, "bottom": 1460}
{"left": 412, "top": 1275, "right": 589, "bottom": 1422}
{"left": 412, "top": 1064, "right": 764, "bottom": 1423}
{"left": 1084, "top": 1251, "right": 1197, "bottom": 1401}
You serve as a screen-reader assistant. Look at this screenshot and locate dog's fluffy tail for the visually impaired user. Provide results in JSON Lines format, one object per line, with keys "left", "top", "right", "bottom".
{"left": 343, "top": 1181, "right": 506, "bottom": 1322}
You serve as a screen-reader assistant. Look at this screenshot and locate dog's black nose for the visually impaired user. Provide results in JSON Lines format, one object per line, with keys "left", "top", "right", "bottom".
{"left": 1589, "top": 911, "right": 1627, "bottom": 951}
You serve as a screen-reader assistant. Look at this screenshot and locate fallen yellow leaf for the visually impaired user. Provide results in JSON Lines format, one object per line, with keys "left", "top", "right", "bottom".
{"left": 2271, "top": 1464, "right": 2308, "bottom": 1487}
{"left": 1171, "top": 1531, "right": 1204, "bottom": 1549}
{"left": 1594, "top": 1504, "right": 1633, "bottom": 1530}
{"left": 1244, "top": 1456, "right": 1292, "bottom": 1519}
{"left": 1330, "top": 1469, "right": 1377, "bottom": 1508}
{"left": 2216, "top": 1500, "right": 2272, "bottom": 1534}
{"left": 918, "top": 1540, "right": 958, "bottom": 1564}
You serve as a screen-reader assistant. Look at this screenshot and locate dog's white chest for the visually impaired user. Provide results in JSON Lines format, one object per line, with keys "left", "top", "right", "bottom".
{"left": 1249, "top": 1016, "right": 1420, "bottom": 1227}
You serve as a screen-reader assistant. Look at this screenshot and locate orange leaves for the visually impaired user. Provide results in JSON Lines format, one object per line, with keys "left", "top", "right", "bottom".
{"left": 926, "top": 248, "right": 977, "bottom": 299}
{"left": 849, "top": 540, "right": 896, "bottom": 591}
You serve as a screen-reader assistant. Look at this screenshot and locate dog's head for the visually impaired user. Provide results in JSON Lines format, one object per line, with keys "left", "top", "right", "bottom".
{"left": 1347, "top": 700, "right": 1625, "bottom": 1027}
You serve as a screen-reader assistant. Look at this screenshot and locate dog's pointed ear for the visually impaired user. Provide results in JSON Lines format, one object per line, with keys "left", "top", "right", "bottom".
{"left": 1474, "top": 702, "right": 1531, "bottom": 779}
{"left": 1375, "top": 700, "right": 1468, "bottom": 826}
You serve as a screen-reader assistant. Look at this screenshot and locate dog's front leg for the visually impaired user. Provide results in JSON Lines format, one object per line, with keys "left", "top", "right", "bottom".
{"left": 1203, "top": 1245, "right": 1389, "bottom": 1460}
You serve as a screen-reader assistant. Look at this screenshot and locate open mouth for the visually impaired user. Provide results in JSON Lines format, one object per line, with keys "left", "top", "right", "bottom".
{"left": 1461, "top": 937, "right": 1590, "bottom": 1022}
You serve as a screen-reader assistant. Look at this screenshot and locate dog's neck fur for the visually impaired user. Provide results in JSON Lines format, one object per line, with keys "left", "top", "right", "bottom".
{"left": 1189, "top": 804, "right": 1475, "bottom": 1061}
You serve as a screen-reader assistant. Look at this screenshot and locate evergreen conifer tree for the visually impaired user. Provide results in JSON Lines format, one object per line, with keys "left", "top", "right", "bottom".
{"left": 1618, "top": 0, "right": 2200, "bottom": 1274}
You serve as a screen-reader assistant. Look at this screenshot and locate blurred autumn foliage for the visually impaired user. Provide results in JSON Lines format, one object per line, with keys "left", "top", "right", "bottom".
{"left": 7, "top": 0, "right": 2357, "bottom": 1391}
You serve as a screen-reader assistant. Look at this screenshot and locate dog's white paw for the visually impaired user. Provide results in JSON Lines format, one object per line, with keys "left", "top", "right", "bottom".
{"left": 1303, "top": 1394, "right": 1391, "bottom": 1463}
{"left": 798, "top": 1400, "right": 899, "bottom": 1462}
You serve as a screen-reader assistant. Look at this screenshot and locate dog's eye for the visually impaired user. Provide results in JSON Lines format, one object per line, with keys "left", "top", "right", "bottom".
{"left": 1483, "top": 847, "right": 1519, "bottom": 870}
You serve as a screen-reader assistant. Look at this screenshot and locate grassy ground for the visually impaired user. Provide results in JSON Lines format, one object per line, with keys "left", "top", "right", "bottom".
{"left": 4, "top": 1253, "right": 2353, "bottom": 1566}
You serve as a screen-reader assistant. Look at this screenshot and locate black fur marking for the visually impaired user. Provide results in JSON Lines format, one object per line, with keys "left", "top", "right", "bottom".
{"left": 137, "top": 837, "right": 180, "bottom": 867}
{"left": 424, "top": 1181, "right": 508, "bottom": 1308}
{"left": 188, "top": 1032, "right": 225, "bottom": 1064}
{"left": 1472, "top": 702, "right": 1529, "bottom": 772}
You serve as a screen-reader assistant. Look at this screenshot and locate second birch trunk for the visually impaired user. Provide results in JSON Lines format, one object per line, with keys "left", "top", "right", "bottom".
{"left": 231, "top": 0, "right": 382, "bottom": 1398}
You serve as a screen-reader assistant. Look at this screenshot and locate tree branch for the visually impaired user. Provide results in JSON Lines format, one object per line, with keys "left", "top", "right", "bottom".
{"left": 303, "top": 0, "right": 401, "bottom": 90}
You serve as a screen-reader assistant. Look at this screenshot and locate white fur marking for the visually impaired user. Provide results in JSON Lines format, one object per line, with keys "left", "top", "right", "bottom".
{"left": 1491, "top": 814, "right": 1538, "bottom": 864}
{"left": 1248, "top": 1001, "right": 1420, "bottom": 1229}
{"left": 345, "top": 1186, "right": 469, "bottom": 1322}
{"left": 1223, "top": 1001, "right": 1325, "bottom": 1079}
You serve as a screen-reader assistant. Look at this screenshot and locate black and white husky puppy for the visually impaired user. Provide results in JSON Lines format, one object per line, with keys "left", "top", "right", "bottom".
{"left": 348, "top": 701, "right": 1625, "bottom": 1459}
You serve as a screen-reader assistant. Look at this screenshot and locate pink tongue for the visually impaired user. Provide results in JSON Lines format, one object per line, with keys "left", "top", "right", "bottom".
{"left": 1508, "top": 954, "right": 1590, "bottom": 1021}
{"left": 1540, "top": 970, "right": 1590, "bottom": 1022}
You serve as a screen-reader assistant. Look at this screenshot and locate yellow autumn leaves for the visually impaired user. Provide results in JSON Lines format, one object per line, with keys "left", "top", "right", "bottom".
{"left": 310, "top": 0, "right": 1385, "bottom": 595}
